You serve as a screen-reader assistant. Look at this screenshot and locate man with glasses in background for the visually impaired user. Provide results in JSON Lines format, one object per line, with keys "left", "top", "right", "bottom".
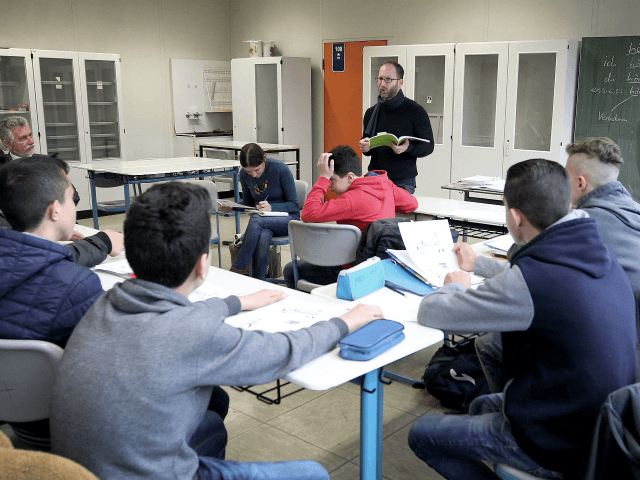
{"left": 359, "top": 61, "right": 434, "bottom": 193}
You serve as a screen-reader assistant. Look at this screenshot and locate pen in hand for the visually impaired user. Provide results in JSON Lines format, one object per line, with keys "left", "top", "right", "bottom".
{"left": 258, "top": 195, "right": 269, "bottom": 211}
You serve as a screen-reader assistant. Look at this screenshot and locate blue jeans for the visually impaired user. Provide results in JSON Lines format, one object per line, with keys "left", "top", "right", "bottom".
{"left": 475, "top": 332, "right": 507, "bottom": 393}
{"left": 232, "top": 214, "right": 297, "bottom": 280}
{"left": 283, "top": 260, "right": 344, "bottom": 290}
{"left": 408, "top": 393, "right": 563, "bottom": 480}
{"left": 192, "top": 412, "right": 328, "bottom": 480}
{"left": 392, "top": 177, "right": 416, "bottom": 194}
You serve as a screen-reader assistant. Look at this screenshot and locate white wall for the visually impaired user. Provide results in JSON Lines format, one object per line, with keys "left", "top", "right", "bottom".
{"left": 1, "top": 0, "right": 231, "bottom": 161}
{"left": 229, "top": 0, "right": 640, "bottom": 182}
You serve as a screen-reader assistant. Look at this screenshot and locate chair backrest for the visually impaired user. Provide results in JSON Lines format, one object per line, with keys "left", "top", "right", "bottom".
{"left": 0, "top": 340, "right": 64, "bottom": 423}
{"left": 294, "top": 180, "right": 310, "bottom": 209}
{"left": 179, "top": 179, "right": 219, "bottom": 212}
{"left": 288, "top": 220, "right": 362, "bottom": 290}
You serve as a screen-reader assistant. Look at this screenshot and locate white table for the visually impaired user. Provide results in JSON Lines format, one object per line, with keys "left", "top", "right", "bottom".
{"left": 73, "top": 157, "right": 241, "bottom": 232}
{"left": 412, "top": 195, "right": 508, "bottom": 241}
{"left": 198, "top": 140, "right": 301, "bottom": 180}
{"left": 441, "top": 181, "right": 504, "bottom": 205}
{"left": 93, "top": 265, "right": 442, "bottom": 480}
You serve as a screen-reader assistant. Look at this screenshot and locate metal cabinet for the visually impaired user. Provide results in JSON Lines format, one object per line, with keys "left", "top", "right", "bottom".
{"left": 231, "top": 57, "right": 311, "bottom": 184}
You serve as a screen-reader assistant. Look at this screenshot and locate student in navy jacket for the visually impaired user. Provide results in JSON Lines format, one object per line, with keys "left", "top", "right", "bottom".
{"left": 0, "top": 155, "right": 104, "bottom": 448}
{"left": 409, "top": 159, "right": 636, "bottom": 480}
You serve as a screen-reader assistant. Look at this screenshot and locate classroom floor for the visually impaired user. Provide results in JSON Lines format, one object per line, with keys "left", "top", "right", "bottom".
{"left": 1, "top": 211, "right": 450, "bottom": 480}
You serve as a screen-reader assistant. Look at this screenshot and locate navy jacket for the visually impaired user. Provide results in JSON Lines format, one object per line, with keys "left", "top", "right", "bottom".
{"left": 0, "top": 228, "right": 104, "bottom": 348}
{"left": 504, "top": 217, "right": 637, "bottom": 474}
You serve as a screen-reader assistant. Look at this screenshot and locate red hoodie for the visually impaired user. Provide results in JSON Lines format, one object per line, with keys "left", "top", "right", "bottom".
{"left": 301, "top": 170, "right": 418, "bottom": 232}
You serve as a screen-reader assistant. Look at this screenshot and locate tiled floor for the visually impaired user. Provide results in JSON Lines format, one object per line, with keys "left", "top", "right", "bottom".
{"left": 2, "top": 210, "right": 449, "bottom": 480}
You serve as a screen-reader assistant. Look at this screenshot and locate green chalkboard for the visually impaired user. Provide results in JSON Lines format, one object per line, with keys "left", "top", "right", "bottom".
{"left": 574, "top": 36, "right": 640, "bottom": 199}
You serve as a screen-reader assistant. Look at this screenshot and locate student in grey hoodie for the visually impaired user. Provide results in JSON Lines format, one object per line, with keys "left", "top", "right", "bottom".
{"left": 50, "top": 181, "right": 382, "bottom": 480}
{"left": 408, "top": 159, "right": 636, "bottom": 480}
{"left": 477, "top": 137, "right": 640, "bottom": 393}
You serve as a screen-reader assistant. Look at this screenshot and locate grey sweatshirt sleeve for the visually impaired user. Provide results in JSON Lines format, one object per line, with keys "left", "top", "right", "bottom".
{"left": 417, "top": 263, "right": 534, "bottom": 334}
{"left": 474, "top": 255, "right": 510, "bottom": 278}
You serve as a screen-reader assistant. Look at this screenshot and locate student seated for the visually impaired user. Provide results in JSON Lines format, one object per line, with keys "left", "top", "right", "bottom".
{"left": 50, "top": 181, "right": 382, "bottom": 480}
{"left": 408, "top": 159, "right": 637, "bottom": 479}
{"left": 283, "top": 145, "right": 418, "bottom": 289}
{"left": 0, "top": 155, "right": 105, "bottom": 448}
{"left": 219, "top": 142, "right": 300, "bottom": 280}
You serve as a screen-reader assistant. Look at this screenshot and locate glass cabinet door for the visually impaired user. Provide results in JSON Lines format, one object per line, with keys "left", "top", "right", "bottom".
{"left": 33, "top": 54, "right": 84, "bottom": 162}
{"left": 0, "top": 49, "right": 40, "bottom": 151}
{"left": 255, "top": 63, "right": 279, "bottom": 144}
{"left": 82, "top": 58, "right": 122, "bottom": 160}
{"left": 451, "top": 42, "right": 509, "bottom": 181}
{"left": 405, "top": 44, "right": 455, "bottom": 197}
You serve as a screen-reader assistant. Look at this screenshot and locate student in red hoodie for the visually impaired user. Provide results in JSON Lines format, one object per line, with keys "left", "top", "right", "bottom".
{"left": 283, "top": 145, "right": 418, "bottom": 289}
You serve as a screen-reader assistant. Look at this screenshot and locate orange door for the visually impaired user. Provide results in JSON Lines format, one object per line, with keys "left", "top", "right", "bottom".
{"left": 323, "top": 40, "right": 386, "bottom": 199}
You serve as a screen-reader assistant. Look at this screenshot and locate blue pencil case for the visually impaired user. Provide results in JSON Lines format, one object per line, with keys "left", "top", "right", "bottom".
{"left": 338, "top": 319, "right": 405, "bottom": 361}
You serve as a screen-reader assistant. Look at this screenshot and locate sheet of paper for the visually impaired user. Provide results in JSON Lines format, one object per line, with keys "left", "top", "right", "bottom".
{"left": 94, "top": 259, "right": 134, "bottom": 278}
{"left": 225, "top": 296, "right": 351, "bottom": 333}
{"left": 451, "top": 209, "right": 506, "bottom": 224}
{"left": 188, "top": 282, "right": 237, "bottom": 303}
{"left": 398, "top": 221, "right": 483, "bottom": 287}
{"left": 484, "top": 234, "right": 515, "bottom": 252}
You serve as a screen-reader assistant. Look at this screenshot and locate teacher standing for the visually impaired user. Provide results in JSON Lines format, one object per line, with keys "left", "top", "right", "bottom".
{"left": 220, "top": 143, "right": 300, "bottom": 280}
{"left": 359, "top": 61, "right": 434, "bottom": 194}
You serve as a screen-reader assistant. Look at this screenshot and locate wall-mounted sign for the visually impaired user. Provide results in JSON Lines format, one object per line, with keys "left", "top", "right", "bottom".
{"left": 333, "top": 43, "right": 345, "bottom": 72}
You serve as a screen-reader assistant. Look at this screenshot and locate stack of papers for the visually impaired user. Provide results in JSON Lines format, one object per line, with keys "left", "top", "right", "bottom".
{"left": 456, "top": 175, "right": 505, "bottom": 192}
{"left": 216, "top": 199, "right": 288, "bottom": 216}
{"left": 484, "top": 234, "right": 515, "bottom": 259}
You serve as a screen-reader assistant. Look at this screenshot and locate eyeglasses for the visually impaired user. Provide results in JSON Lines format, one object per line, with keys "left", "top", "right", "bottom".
{"left": 375, "top": 77, "right": 399, "bottom": 84}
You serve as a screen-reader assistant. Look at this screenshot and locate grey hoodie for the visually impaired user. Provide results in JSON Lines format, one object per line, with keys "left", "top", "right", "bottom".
{"left": 51, "top": 278, "right": 347, "bottom": 480}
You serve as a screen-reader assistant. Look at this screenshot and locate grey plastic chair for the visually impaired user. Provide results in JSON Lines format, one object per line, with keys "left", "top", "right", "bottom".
{"left": 93, "top": 176, "right": 142, "bottom": 214}
{"left": 288, "top": 220, "right": 362, "bottom": 292}
{"left": 180, "top": 179, "right": 222, "bottom": 268}
{"left": 0, "top": 340, "right": 64, "bottom": 423}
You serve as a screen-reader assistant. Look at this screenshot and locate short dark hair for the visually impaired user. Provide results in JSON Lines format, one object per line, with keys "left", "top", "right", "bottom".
{"left": 239, "top": 143, "right": 265, "bottom": 168}
{"left": 124, "top": 182, "right": 212, "bottom": 288}
{"left": 565, "top": 137, "right": 624, "bottom": 169}
{"left": 381, "top": 61, "right": 404, "bottom": 79}
{"left": 504, "top": 159, "right": 571, "bottom": 231}
{"left": 330, "top": 145, "right": 362, "bottom": 177}
{"left": 0, "top": 155, "right": 70, "bottom": 231}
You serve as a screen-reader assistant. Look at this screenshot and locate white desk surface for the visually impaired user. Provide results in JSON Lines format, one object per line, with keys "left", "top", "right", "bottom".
{"left": 72, "top": 157, "right": 240, "bottom": 176}
{"left": 198, "top": 140, "right": 300, "bottom": 151}
{"left": 93, "top": 258, "right": 443, "bottom": 392}
{"left": 414, "top": 195, "right": 506, "bottom": 226}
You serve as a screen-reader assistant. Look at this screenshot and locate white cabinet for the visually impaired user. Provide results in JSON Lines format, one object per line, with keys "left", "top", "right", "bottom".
{"left": 231, "top": 57, "right": 311, "bottom": 184}
{"left": 451, "top": 40, "right": 579, "bottom": 187}
{"left": 362, "top": 40, "right": 579, "bottom": 201}
{"left": 0, "top": 49, "right": 126, "bottom": 211}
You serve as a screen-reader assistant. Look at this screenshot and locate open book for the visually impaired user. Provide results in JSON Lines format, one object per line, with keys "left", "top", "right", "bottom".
{"left": 369, "top": 132, "right": 431, "bottom": 149}
{"left": 216, "top": 199, "right": 288, "bottom": 216}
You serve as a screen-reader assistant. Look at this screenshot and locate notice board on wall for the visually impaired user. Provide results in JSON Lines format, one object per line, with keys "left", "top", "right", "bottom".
{"left": 574, "top": 36, "right": 640, "bottom": 198}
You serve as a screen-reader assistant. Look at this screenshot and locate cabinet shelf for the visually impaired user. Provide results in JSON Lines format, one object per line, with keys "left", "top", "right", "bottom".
{"left": 86, "top": 81, "right": 114, "bottom": 86}
{"left": 91, "top": 144, "right": 119, "bottom": 150}
{"left": 0, "top": 81, "right": 21, "bottom": 86}
{"left": 47, "top": 135, "right": 78, "bottom": 139}
{"left": 43, "top": 101, "right": 75, "bottom": 106}
{"left": 89, "top": 121, "right": 118, "bottom": 125}
{"left": 90, "top": 133, "right": 118, "bottom": 138}
{"left": 41, "top": 80, "right": 73, "bottom": 85}
{"left": 48, "top": 147, "right": 80, "bottom": 152}
{"left": 0, "top": 110, "right": 28, "bottom": 114}
{"left": 88, "top": 101, "right": 116, "bottom": 105}
{"left": 47, "top": 122, "right": 77, "bottom": 126}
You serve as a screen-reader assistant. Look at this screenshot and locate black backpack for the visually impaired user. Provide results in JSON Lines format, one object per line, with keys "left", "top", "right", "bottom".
{"left": 422, "top": 337, "right": 490, "bottom": 413}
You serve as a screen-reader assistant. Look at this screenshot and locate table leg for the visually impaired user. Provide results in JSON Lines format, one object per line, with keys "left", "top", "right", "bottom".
{"left": 89, "top": 174, "right": 99, "bottom": 230}
{"left": 232, "top": 170, "right": 240, "bottom": 234}
{"left": 296, "top": 149, "right": 300, "bottom": 180}
{"left": 124, "top": 179, "right": 131, "bottom": 212}
{"left": 361, "top": 368, "right": 383, "bottom": 480}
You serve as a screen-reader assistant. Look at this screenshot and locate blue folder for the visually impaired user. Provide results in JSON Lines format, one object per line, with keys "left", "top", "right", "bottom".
{"left": 382, "top": 258, "right": 435, "bottom": 296}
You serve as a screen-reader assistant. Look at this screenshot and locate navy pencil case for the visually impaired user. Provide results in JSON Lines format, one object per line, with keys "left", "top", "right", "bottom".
{"left": 338, "top": 319, "right": 405, "bottom": 361}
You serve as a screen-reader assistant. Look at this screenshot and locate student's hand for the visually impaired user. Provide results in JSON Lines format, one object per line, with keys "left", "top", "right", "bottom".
{"left": 444, "top": 271, "right": 471, "bottom": 288}
{"left": 70, "top": 230, "right": 85, "bottom": 242}
{"left": 238, "top": 289, "right": 288, "bottom": 310}
{"left": 103, "top": 229, "right": 125, "bottom": 257}
{"left": 359, "top": 138, "right": 370, "bottom": 153}
{"left": 317, "top": 153, "right": 334, "bottom": 179}
{"left": 390, "top": 139, "right": 409, "bottom": 155}
{"left": 339, "top": 304, "right": 384, "bottom": 333}
{"left": 257, "top": 201, "right": 271, "bottom": 212}
{"left": 453, "top": 243, "right": 478, "bottom": 272}
{"left": 219, "top": 205, "right": 233, "bottom": 214}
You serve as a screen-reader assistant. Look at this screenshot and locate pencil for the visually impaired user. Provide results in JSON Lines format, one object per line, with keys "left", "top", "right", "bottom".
{"left": 386, "top": 284, "right": 406, "bottom": 296}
